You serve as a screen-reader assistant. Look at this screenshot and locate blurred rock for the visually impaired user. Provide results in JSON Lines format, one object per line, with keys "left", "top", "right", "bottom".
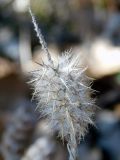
{"left": 87, "top": 38, "right": 120, "bottom": 78}
{"left": 1, "top": 99, "right": 36, "bottom": 160}
{"left": 97, "top": 110, "right": 120, "bottom": 160}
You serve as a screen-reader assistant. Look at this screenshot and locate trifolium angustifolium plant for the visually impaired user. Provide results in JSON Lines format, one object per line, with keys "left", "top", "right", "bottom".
{"left": 29, "top": 8, "right": 96, "bottom": 160}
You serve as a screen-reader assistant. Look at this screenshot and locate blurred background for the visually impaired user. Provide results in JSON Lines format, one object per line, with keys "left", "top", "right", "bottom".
{"left": 0, "top": 0, "right": 120, "bottom": 160}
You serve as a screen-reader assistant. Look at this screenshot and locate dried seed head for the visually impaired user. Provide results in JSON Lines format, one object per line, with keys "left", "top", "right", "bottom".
{"left": 29, "top": 8, "right": 96, "bottom": 160}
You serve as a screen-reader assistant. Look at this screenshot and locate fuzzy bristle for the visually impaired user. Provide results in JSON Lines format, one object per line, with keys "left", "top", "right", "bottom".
{"left": 29, "top": 8, "right": 96, "bottom": 160}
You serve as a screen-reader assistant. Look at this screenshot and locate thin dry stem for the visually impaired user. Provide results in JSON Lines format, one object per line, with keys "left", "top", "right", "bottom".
{"left": 29, "top": 7, "right": 54, "bottom": 66}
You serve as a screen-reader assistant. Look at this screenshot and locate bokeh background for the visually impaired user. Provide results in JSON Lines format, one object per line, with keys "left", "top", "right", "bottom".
{"left": 0, "top": 0, "right": 120, "bottom": 160}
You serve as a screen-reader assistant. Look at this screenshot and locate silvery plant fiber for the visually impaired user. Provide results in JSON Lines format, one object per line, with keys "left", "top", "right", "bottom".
{"left": 29, "top": 8, "right": 96, "bottom": 160}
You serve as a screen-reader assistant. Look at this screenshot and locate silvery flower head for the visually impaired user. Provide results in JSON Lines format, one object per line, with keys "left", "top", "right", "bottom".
{"left": 29, "top": 8, "right": 96, "bottom": 160}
